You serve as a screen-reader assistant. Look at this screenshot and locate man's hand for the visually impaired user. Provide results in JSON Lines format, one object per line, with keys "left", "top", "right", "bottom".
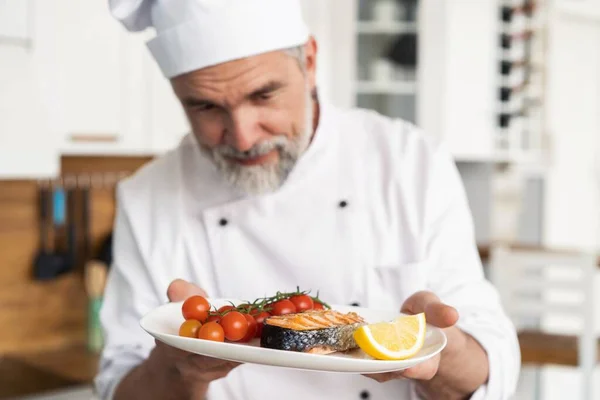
{"left": 114, "top": 280, "right": 240, "bottom": 400}
{"left": 363, "top": 291, "right": 489, "bottom": 400}
{"left": 364, "top": 291, "right": 458, "bottom": 382}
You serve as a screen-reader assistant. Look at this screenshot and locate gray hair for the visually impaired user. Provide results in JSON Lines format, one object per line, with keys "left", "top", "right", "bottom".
{"left": 283, "top": 45, "right": 306, "bottom": 73}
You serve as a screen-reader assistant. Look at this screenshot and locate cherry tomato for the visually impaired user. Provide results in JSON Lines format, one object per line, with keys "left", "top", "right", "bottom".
{"left": 313, "top": 302, "right": 325, "bottom": 311}
{"left": 238, "top": 314, "right": 258, "bottom": 343}
{"left": 289, "top": 295, "right": 314, "bottom": 312}
{"left": 179, "top": 319, "right": 202, "bottom": 338}
{"left": 182, "top": 295, "right": 211, "bottom": 323}
{"left": 218, "top": 305, "right": 235, "bottom": 314}
{"left": 269, "top": 299, "right": 297, "bottom": 316}
{"left": 220, "top": 311, "right": 248, "bottom": 341}
{"left": 253, "top": 311, "right": 270, "bottom": 338}
{"left": 197, "top": 321, "right": 225, "bottom": 342}
{"left": 206, "top": 313, "right": 221, "bottom": 324}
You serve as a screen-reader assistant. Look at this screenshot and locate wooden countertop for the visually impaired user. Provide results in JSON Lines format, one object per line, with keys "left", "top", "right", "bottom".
{"left": 0, "top": 345, "right": 99, "bottom": 399}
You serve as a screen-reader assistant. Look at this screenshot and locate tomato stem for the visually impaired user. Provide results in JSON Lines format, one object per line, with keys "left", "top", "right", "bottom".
{"left": 213, "top": 288, "right": 330, "bottom": 316}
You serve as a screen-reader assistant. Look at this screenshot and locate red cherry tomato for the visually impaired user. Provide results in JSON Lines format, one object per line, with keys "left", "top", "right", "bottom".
{"left": 197, "top": 321, "right": 225, "bottom": 342}
{"left": 253, "top": 311, "right": 270, "bottom": 338}
{"left": 269, "top": 299, "right": 297, "bottom": 316}
{"left": 313, "top": 302, "right": 325, "bottom": 311}
{"left": 182, "top": 296, "right": 211, "bottom": 323}
{"left": 179, "top": 319, "right": 202, "bottom": 338}
{"left": 238, "top": 314, "right": 258, "bottom": 343}
{"left": 289, "top": 295, "right": 314, "bottom": 312}
{"left": 220, "top": 311, "right": 248, "bottom": 341}
{"left": 218, "top": 305, "right": 235, "bottom": 314}
{"left": 206, "top": 313, "right": 221, "bottom": 324}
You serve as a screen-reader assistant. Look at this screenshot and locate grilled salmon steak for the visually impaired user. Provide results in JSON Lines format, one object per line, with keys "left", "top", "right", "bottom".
{"left": 260, "top": 310, "right": 366, "bottom": 354}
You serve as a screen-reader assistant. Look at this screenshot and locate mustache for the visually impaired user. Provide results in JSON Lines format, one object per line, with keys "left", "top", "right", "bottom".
{"left": 215, "top": 136, "right": 290, "bottom": 160}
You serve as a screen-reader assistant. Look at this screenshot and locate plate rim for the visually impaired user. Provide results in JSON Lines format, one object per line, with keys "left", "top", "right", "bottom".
{"left": 139, "top": 298, "right": 447, "bottom": 374}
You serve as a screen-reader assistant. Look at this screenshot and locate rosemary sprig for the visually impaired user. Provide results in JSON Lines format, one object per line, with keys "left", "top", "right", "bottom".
{"left": 212, "top": 288, "right": 330, "bottom": 316}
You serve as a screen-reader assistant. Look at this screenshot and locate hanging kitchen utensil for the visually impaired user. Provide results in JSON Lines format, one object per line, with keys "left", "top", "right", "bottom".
{"left": 97, "top": 232, "right": 113, "bottom": 268}
{"left": 66, "top": 185, "right": 77, "bottom": 272}
{"left": 33, "top": 183, "right": 69, "bottom": 280}
{"left": 82, "top": 184, "right": 91, "bottom": 263}
{"left": 85, "top": 259, "right": 108, "bottom": 353}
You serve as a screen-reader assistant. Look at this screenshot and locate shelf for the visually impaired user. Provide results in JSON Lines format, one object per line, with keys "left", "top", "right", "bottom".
{"left": 356, "top": 21, "right": 417, "bottom": 35}
{"left": 355, "top": 81, "right": 417, "bottom": 95}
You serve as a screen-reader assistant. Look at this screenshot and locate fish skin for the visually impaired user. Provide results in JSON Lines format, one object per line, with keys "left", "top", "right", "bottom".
{"left": 260, "top": 310, "right": 366, "bottom": 353}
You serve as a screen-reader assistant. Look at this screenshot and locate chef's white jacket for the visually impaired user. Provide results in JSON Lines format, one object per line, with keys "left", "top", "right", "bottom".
{"left": 95, "top": 102, "right": 521, "bottom": 400}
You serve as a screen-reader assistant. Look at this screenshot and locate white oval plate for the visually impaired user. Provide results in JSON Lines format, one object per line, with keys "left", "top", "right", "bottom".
{"left": 140, "top": 299, "right": 447, "bottom": 374}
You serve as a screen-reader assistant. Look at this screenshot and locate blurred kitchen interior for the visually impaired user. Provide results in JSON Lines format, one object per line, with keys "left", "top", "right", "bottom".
{"left": 1, "top": 0, "right": 599, "bottom": 399}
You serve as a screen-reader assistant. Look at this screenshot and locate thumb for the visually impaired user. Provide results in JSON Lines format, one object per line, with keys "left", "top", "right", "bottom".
{"left": 167, "top": 279, "right": 208, "bottom": 302}
{"left": 401, "top": 291, "right": 459, "bottom": 329}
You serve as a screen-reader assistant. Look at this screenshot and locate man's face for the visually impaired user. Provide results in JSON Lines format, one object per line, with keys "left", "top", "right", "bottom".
{"left": 171, "top": 38, "right": 318, "bottom": 195}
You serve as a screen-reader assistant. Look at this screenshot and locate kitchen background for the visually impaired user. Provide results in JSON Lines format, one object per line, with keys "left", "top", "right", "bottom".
{"left": 0, "top": 0, "right": 599, "bottom": 399}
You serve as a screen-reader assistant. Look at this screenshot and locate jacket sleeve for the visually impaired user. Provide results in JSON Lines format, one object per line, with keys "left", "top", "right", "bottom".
{"left": 419, "top": 141, "right": 521, "bottom": 400}
{"left": 94, "top": 183, "right": 162, "bottom": 400}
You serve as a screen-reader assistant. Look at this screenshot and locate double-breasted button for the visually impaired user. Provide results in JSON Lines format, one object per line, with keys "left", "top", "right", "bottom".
{"left": 219, "top": 218, "right": 228, "bottom": 227}
{"left": 350, "top": 302, "right": 360, "bottom": 307}
{"left": 339, "top": 200, "right": 349, "bottom": 208}
{"left": 360, "top": 390, "right": 370, "bottom": 399}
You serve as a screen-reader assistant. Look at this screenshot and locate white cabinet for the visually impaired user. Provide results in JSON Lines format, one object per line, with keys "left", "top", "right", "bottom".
{"left": 321, "top": 0, "right": 550, "bottom": 163}
{"left": 55, "top": 0, "right": 150, "bottom": 156}
{"left": 55, "top": 1, "right": 190, "bottom": 157}
{"left": 418, "top": 0, "right": 498, "bottom": 160}
{"left": 0, "top": 0, "right": 59, "bottom": 178}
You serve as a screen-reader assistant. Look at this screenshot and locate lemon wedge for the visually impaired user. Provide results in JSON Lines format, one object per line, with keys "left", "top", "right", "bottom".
{"left": 353, "top": 313, "right": 427, "bottom": 360}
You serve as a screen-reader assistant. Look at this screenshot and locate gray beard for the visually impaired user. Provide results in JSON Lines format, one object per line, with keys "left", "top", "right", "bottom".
{"left": 201, "top": 88, "right": 314, "bottom": 196}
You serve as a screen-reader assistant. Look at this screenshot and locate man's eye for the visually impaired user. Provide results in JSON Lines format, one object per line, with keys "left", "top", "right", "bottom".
{"left": 254, "top": 93, "right": 272, "bottom": 101}
{"left": 196, "top": 103, "right": 216, "bottom": 112}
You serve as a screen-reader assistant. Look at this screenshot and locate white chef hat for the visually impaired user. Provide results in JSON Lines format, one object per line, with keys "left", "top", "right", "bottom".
{"left": 109, "top": 0, "right": 310, "bottom": 78}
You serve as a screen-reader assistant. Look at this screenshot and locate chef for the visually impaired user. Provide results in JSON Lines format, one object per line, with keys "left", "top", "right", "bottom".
{"left": 97, "top": 0, "right": 521, "bottom": 399}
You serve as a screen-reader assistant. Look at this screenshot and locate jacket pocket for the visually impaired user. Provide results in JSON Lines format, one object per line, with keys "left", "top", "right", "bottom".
{"left": 362, "top": 261, "right": 429, "bottom": 310}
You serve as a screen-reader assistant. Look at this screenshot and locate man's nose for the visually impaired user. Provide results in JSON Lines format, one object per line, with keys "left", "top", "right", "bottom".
{"left": 224, "top": 108, "right": 263, "bottom": 152}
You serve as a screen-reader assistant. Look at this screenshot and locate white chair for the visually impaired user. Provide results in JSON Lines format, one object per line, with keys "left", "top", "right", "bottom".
{"left": 489, "top": 244, "right": 598, "bottom": 400}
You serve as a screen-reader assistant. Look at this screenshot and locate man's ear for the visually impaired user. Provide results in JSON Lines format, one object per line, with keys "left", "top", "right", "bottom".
{"left": 304, "top": 36, "right": 318, "bottom": 89}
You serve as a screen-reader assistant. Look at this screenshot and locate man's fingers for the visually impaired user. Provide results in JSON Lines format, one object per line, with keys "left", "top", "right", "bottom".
{"left": 401, "top": 291, "right": 441, "bottom": 315}
{"left": 399, "top": 354, "right": 440, "bottom": 381}
{"left": 401, "top": 291, "right": 459, "bottom": 328}
{"left": 425, "top": 302, "right": 458, "bottom": 328}
{"left": 167, "top": 279, "right": 208, "bottom": 302}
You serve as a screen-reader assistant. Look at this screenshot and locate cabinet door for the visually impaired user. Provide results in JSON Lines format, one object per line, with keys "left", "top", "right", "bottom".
{"left": 56, "top": 0, "right": 150, "bottom": 155}
{"left": 0, "top": 46, "right": 59, "bottom": 178}
{"left": 0, "top": 1, "right": 58, "bottom": 178}
{"left": 543, "top": 4, "right": 600, "bottom": 250}
{"left": 418, "top": 0, "right": 498, "bottom": 160}
{"left": 300, "top": 0, "right": 357, "bottom": 108}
